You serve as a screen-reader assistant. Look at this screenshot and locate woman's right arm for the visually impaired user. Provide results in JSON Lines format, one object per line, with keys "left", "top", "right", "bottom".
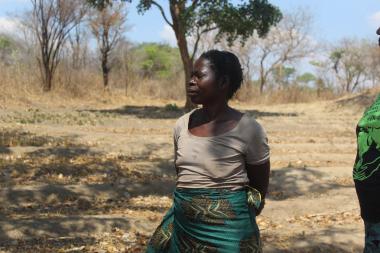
{"left": 246, "top": 161, "right": 270, "bottom": 215}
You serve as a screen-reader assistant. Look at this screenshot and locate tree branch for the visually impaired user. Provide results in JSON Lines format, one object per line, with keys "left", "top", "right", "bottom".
{"left": 190, "top": 26, "right": 217, "bottom": 61}
{"left": 151, "top": 1, "right": 173, "bottom": 28}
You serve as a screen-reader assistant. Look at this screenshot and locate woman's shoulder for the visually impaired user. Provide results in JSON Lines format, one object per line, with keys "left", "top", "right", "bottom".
{"left": 240, "top": 113, "right": 262, "bottom": 128}
{"left": 238, "top": 113, "right": 266, "bottom": 137}
{"left": 174, "top": 109, "right": 196, "bottom": 132}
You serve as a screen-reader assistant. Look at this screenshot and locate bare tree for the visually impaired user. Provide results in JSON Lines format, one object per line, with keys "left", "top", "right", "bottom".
{"left": 112, "top": 38, "right": 132, "bottom": 95}
{"left": 89, "top": 3, "right": 126, "bottom": 90}
{"left": 68, "top": 23, "right": 89, "bottom": 70}
{"left": 249, "top": 9, "right": 316, "bottom": 93}
{"left": 29, "top": 0, "right": 86, "bottom": 91}
{"left": 330, "top": 39, "right": 370, "bottom": 93}
{"left": 362, "top": 41, "right": 380, "bottom": 88}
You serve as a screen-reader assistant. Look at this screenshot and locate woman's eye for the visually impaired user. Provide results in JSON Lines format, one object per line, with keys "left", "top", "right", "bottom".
{"left": 191, "top": 71, "right": 205, "bottom": 79}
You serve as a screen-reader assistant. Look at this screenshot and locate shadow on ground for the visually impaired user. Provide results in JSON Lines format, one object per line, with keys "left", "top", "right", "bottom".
{"left": 243, "top": 109, "right": 298, "bottom": 118}
{"left": 267, "top": 166, "right": 352, "bottom": 200}
{"left": 0, "top": 146, "right": 10, "bottom": 154}
{"left": 263, "top": 226, "right": 362, "bottom": 253}
{"left": 0, "top": 128, "right": 73, "bottom": 147}
{"left": 0, "top": 129, "right": 175, "bottom": 247}
{"left": 85, "top": 105, "right": 185, "bottom": 119}
{"left": 84, "top": 105, "right": 299, "bottom": 120}
{"left": 0, "top": 127, "right": 176, "bottom": 204}
{"left": 0, "top": 216, "right": 130, "bottom": 245}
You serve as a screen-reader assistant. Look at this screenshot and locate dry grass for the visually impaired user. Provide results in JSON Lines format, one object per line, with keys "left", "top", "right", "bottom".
{"left": 235, "top": 83, "right": 338, "bottom": 104}
{"left": 0, "top": 63, "right": 348, "bottom": 110}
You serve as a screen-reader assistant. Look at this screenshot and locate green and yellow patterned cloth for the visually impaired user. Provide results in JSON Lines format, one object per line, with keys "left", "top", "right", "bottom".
{"left": 354, "top": 94, "right": 380, "bottom": 181}
{"left": 146, "top": 188, "right": 262, "bottom": 253}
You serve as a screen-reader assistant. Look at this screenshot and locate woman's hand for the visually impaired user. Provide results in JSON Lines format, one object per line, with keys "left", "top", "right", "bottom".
{"left": 246, "top": 160, "right": 270, "bottom": 215}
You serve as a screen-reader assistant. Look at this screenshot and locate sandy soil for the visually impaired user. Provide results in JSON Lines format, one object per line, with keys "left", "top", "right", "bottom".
{"left": 0, "top": 92, "right": 377, "bottom": 253}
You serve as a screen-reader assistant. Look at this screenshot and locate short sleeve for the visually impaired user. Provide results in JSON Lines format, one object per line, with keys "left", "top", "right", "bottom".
{"left": 245, "top": 122, "right": 270, "bottom": 165}
{"left": 173, "top": 116, "right": 184, "bottom": 162}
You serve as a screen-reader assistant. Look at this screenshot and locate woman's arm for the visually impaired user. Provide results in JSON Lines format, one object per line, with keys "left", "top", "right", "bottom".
{"left": 246, "top": 160, "right": 270, "bottom": 215}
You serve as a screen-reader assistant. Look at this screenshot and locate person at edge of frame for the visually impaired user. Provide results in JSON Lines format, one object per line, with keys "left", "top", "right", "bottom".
{"left": 353, "top": 27, "right": 380, "bottom": 253}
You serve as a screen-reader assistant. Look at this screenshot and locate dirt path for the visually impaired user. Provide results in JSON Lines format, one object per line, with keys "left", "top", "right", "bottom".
{"left": 0, "top": 98, "right": 368, "bottom": 252}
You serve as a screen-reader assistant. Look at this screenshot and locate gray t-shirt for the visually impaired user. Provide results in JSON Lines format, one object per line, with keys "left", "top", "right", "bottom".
{"left": 174, "top": 111, "right": 270, "bottom": 190}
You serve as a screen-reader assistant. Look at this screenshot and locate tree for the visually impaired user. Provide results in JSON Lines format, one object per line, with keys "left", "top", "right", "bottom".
{"left": 248, "top": 9, "right": 316, "bottom": 93}
{"left": 329, "top": 39, "right": 369, "bottom": 93}
{"left": 90, "top": 2, "right": 127, "bottom": 89}
{"left": 137, "top": 0, "right": 282, "bottom": 109}
{"left": 296, "top": 72, "right": 316, "bottom": 86}
{"left": 68, "top": 23, "right": 89, "bottom": 70}
{"left": 131, "top": 43, "right": 182, "bottom": 79}
{"left": 360, "top": 41, "right": 380, "bottom": 88}
{"left": 272, "top": 65, "right": 296, "bottom": 87}
{"left": 112, "top": 38, "right": 132, "bottom": 95}
{"left": 0, "top": 35, "right": 18, "bottom": 66}
{"left": 29, "top": 0, "right": 86, "bottom": 91}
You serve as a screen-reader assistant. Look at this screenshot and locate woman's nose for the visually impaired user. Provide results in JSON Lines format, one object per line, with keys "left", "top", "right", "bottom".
{"left": 189, "top": 77, "right": 196, "bottom": 86}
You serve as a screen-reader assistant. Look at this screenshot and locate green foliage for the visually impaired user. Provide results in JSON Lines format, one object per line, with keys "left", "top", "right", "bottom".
{"left": 131, "top": 43, "right": 181, "bottom": 79}
{"left": 296, "top": 72, "right": 316, "bottom": 84}
{"left": 273, "top": 65, "right": 296, "bottom": 85}
{"left": 309, "top": 60, "right": 323, "bottom": 68}
{"left": 283, "top": 67, "right": 295, "bottom": 77}
{"left": 330, "top": 49, "right": 344, "bottom": 61}
{"left": 138, "top": 0, "right": 282, "bottom": 46}
{"left": 0, "top": 36, "right": 12, "bottom": 50}
{"left": 164, "top": 103, "right": 180, "bottom": 112}
{"left": 0, "top": 35, "right": 19, "bottom": 65}
{"left": 87, "top": 0, "right": 131, "bottom": 10}
{"left": 330, "top": 49, "right": 345, "bottom": 72}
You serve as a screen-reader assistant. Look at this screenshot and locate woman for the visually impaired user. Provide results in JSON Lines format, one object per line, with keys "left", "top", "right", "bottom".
{"left": 146, "top": 50, "right": 270, "bottom": 253}
{"left": 354, "top": 93, "right": 380, "bottom": 252}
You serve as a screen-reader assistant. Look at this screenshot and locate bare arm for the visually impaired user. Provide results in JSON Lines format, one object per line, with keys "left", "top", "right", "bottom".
{"left": 246, "top": 160, "right": 270, "bottom": 215}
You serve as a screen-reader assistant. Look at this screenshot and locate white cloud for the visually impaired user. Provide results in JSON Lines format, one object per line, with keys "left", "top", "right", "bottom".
{"left": 0, "top": 17, "right": 21, "bottom": 35}
{"left": 159, "top": 24, "right": 176, "bottom": 47}
{"left": 369, "top": 11, "right": 380, "bottom": 28}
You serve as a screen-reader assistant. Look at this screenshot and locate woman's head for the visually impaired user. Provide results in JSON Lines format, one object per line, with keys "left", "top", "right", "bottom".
{"left": 199, "top": 50, "right": 243, "bottom": 100}
{"left": 188, "top": 50, "right": 243, "bottom": 105}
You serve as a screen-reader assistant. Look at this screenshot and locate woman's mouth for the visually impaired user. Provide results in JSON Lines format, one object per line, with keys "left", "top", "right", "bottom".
{"left": 187, "top": 90, "right": 199, "bottom": 96}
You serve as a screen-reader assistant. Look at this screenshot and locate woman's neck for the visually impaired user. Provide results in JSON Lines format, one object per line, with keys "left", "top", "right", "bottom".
{"left": 201, "top": 102, "right": 230, "bottom": 121}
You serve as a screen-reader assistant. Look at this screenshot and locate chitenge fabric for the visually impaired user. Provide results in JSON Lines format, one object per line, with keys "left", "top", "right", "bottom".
{"left": 146, "top": 188, "right": 262, "bottom": 253}
{"left": 364, "top": 221, "right": 380, "bottom": 253}
{"left": 354, "top": 94, "right": 380, "bottom": 223}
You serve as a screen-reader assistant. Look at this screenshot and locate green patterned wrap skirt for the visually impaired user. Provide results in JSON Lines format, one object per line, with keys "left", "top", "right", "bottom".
{"left": 146, "top": 188, "right": 262, "bottom": 253}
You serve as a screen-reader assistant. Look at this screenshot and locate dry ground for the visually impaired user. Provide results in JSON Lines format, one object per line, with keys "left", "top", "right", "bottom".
{"left": 0, "top": 91, "right": 377, "bottom": 253}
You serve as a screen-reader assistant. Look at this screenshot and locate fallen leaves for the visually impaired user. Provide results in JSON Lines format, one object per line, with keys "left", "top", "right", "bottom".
{"left": 286, "top": 209, "right": 361, "bottom": 227}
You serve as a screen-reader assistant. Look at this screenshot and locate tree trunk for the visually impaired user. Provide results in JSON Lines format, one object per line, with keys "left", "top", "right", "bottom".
{"left": 177, "top": 35, "right": 194, "bottom": 110}
{"left": 124, "top": 62, "right": 128, "bottom": 96}
{"left": 260, "top": 80, "right": 264, "bottom": 94}
{"left": 170, "top": 2, "right": 195, "bottom": 111}
{"left": 259, "top": 62, "right": 265, "bottom": 94}
{"left": 102, "top": 52, "right": 109, "bottom": 89}
{"left": 42, "top": 67, "right": 53, "bottom": 92}
{"left": 259, "top": 77, "right": 265, "bottom": 94}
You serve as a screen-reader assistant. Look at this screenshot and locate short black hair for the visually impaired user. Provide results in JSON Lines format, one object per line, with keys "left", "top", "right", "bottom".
{"left": 200, "top": 50, "right": 243, "bottom": 100}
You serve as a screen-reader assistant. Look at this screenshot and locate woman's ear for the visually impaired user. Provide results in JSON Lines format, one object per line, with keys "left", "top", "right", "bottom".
{"left": 219, "top": 75, "right": 230, "bottom": 90}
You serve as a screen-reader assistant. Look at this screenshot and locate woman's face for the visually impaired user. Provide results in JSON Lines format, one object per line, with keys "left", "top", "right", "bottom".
{"left": 188, "top": 57, "right": 225, "bottom": 105}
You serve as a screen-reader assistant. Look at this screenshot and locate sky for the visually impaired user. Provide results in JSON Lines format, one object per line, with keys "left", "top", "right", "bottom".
{"left": 0, "top": 0, "right": 380, "bottom": 46}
